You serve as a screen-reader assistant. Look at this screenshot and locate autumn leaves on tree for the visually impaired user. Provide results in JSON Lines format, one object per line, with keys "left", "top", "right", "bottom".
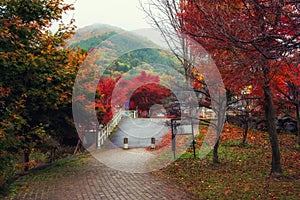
{"left": 1, "top": 0, "right": 299, "bottom": 188}
{"left": 94, "top": 71, "right": 172, "bottom": 124}
{"left": 143, "top": 0, "right": 299, "bottom": 174}
{"left": 177, "top": 0, "right": 299, "bottom": 174}
{"left": 0, "top": 0, "right": 86, "bottom": 183}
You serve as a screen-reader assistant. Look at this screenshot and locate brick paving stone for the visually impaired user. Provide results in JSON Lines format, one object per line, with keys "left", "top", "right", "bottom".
{"left": 5, "top": 154, "right": 200, "bottom": 200}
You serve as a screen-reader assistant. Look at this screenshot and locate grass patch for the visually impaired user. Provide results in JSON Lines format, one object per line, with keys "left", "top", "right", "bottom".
{"left": 153, "top": 123, "right": 300, "bottom": 199}
{"left": 2, "top": 153, "right": 92, "bottom": 199}
{"left": 295, "top": 144, "right": 300, "bottom": 151}
{"left": 223, "top": 140, "right": 253, "bottom": 148}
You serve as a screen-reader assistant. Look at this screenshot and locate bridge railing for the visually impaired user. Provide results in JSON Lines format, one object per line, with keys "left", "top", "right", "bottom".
{"left": 96, "top": 110, "right": 138, "bottom": 149}
{"left": 96, "top": 109, "right": 124, "bottom": 149}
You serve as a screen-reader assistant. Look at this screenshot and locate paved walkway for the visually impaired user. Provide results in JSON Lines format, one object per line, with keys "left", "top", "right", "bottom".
{"left": 6, "top": 118, "right": 200, "bottom": 199}
{"left": 108, "top": 118, "right": 168, "bottom": 148}
{"left": 7, "top": 154, "right": 199, "bottom": 200}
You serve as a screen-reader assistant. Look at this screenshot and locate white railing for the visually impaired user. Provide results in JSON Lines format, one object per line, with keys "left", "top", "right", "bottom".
{"left": 96, "top": 110, "right": 139, "bottom": 149}
{"left": 123, "top": 110, "right": 138, "bottom": 118}
{"left": 96, "top": 110, "right": 123, "bottom": 149}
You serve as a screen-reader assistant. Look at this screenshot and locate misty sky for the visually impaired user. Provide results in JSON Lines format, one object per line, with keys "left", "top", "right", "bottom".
{"left": 64, "top": 0, "right": 152, "bottom": 30}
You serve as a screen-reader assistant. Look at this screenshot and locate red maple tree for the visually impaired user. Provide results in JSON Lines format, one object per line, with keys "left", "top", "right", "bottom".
{"left": 178, "top": 0, "right": 299, "bottom": 174}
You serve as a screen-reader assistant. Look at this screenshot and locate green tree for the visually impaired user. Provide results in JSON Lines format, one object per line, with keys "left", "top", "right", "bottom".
{"left": 0, "top": 0, "right": 86, "bottom": 187}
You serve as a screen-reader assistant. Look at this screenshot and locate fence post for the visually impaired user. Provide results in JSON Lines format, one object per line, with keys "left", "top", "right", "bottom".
{"left": 97, "top": 128, "right": 101, "bottom": 149}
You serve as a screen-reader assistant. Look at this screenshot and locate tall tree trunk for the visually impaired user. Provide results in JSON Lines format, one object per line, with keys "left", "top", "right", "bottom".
{"left": 296, "top": 103, "right": 300, "bottom": 146}
{"left": 213, "top": 139, "right": 220, "bottom": 164}
{"left": 24, "top": 148, "right": 30, "bottom": 172}
{"left": 242, "top": 120, "right": 249, "bottom": 145}
{"left": 263, "top": 86, "right": 282, "bottom": 174}
{"left": 212, "top": 91, "right": 227, "bottom": 164}
{"left": 213, "top": 106, "right": 226, "bottom": 164}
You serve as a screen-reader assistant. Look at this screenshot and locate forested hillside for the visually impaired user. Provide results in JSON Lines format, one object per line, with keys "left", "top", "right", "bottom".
{"left": 69, "top": 24, "right": 183, "bottom": 78}
{"left": 70, "top": 24, "right": 185, "bottom": 127}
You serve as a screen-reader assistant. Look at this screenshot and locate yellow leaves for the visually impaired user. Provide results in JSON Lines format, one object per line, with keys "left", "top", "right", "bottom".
{"left": 241, "top": 85, "right": 252, "bottom": 94}
{"left": 19, "top": 43, "right": 25, "bottom": 48}
{"left": 27, "top": 53, "right": 35, "bottom": 60}
{"left": 0, "top": 129, "right": 4, "bottom": 139}
{"left": 40, "top": 50, "right": 46, "bottom": 54}
{"left": 47, "top": 44, "right": 52, "bottom": 51}
{"left": 250, "top": 136, "right": 256, "bottom": 140}
{"left": 13, "top": 114, "right": 20, "bottom": 120}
